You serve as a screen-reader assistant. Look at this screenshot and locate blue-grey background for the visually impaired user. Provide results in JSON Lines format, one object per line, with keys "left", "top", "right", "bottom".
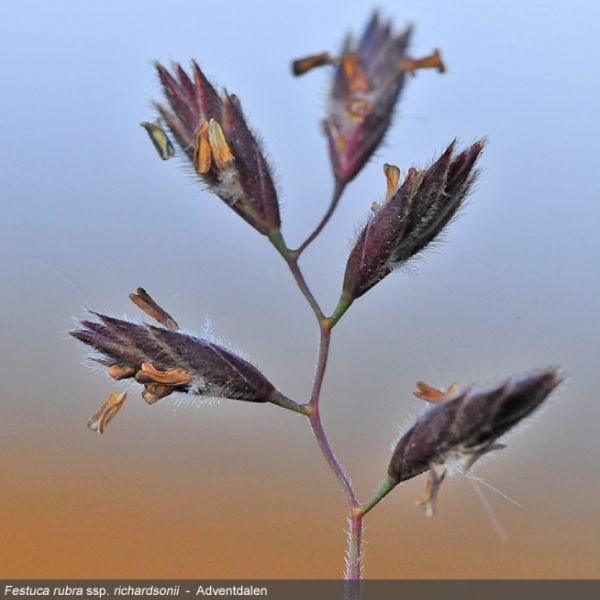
{"left": 1, "top": 0, "right": 599, "bottom": 578}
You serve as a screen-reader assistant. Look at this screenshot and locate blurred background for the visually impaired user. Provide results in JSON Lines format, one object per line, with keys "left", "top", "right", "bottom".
{"left": 1, "top": 0, "right": 599, "bottom": 579}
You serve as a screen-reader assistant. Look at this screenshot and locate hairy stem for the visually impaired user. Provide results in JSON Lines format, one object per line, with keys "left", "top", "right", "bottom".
{"left": 295, "top": 178, "right": 346, "bottom": 256}
{"left": 345, "top": 510, "right": 364, "bottom": 590}
{"left": 270, "top": 230, "right": 365, "bottom": 591}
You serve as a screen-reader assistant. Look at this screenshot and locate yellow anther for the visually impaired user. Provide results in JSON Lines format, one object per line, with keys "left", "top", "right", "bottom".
{"left": 129, "top": 287, "right": 179, "bottom": 330}
{"left": 292, "top": 51, "right": 334, "bottom": 76}
{"left": 108, "top": 364, "right": 136, "bottom": 381}
{"left": 446, "top": 383, "right": 459, "bottom": 398}
{"left": 414, "top": 381, "right": 459, "bottom": 404}
{"left": 142, "top": 384, "right": 174, "bottom": 405}
{"left": 208, "top": 119, "right": 235, "bottom": 170}
{"left": 383, "top": 163, "right": 401, "bottom": 200}
{"left": 370, "top": 201, "right": 380, "bottom": 213}
{"left": 135, "top": 362, "right": 192, "bottom": 386}
{"left": 193, "top": 122, "right": 211, "bottom": 174}
{"left": 341, "top": 52, "right": 369, "bottom": 93}
{"left": 415, "top": 464, "right": 447, "bottom": 518}
{"left": 399, "top": 49, "right": 446, "bottom": 75}
{"left": 87, "top": 391, "right": 127, "bottom": 434}
{"left": 140, "top": 120, "right": 175, "bottom": 161}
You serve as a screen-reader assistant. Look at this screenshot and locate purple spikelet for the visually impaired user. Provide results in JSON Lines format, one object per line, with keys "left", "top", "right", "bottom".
{"left": 342, "top": 140, "right": 484, "bottom": 301}
{"left": 71, "top": 314, "right": 280, "bottom": 404}
{"left": 388, "top": 368, "right": 563, "bottom": 485}
{"left": 325, "top": 12, "right": 413, "bottom": 184}
{"left": 153, "top": 61, "right": 281, "bottom": 236}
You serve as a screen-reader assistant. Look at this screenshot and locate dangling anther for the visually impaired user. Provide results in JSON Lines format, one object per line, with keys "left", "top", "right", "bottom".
{"left": 87, "top": 391, "right": 127, "bottom": 434}
{"left": 416, "top": 464, "right": 447, "bottom": 517}
{"left": 292, "top": 51, "right": 335, "bottom": 76}
{"left": 140, "top": 120, "right": 175, "bottom": 161}
{"left": 399, "top": 49, "right": 446, "bottom": 75}
{"left": 129, "top": 288, "right": 179, "bottom": 330}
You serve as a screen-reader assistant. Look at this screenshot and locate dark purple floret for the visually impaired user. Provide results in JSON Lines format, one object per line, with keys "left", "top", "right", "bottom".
{"left": 343, "top": 140, "right": 484, "bottom": 300}
{"left": 388, "top": 367, "right": 562, "bottom": 484}
{"left": 152, "top": 61, "right": 281, "bottom": 236}
{"left": 70, "top": 313, "right": 278, "bottom": 403}
{"left": 325, "top": 12, "right": 413, "bottom": 184}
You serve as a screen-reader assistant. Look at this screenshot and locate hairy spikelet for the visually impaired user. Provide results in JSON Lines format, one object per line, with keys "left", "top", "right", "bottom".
{"left": 153, "top": 61, "right": 281, "bottom": 236}
{"left": 388, "top": 367, "right": 563, "bottom": 484}
{"left": 71, "top": 313, "right": 278, "bottom": 404}
{"left": 325, "top": 13, "right": 413, "bottom": 183}
{"left": 343, "top": 140, "right": 484, "bottom": 300}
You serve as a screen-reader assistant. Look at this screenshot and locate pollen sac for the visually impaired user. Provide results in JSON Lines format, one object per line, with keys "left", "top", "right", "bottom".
{"left": 415, "top": 464, "right": 446, "bottom": 517}
{"left": 193, "top": 122, "right": 211, "bottom": 174}
{"left": 387, "top": 367, "right": 563, "bottom": 486}
{"left": 292, "top": 51, "right": 334, "bottom": 76}
{"left": 140, "top": 121, "right": 175, "bottom": 160}
{"left": 108, "top": 364, "right": 137, "bottom": 381}
{"left": 87, "top": 391, "right": 127, "bottom": 434}
{"left": 70, "top": 313, "right": 282, "bottom": 405}
{"left": 153, "top": 61, "right": 281, "bottom": 236}
{"left": 399, "top": 49, "right": 446, "bottom": 76}
{"left": 135, "top": 362, "right": 192, "bottom": 386}
{"left": 383, "top": 163, "right": 401, "bottom": 201}
{"left": 142, "top": 383, "right": 177, "bottom": 405}
{"left": 323, "top": 12, "right": 415, "bottom": 184}
{"left": 342, "top": 140, "right": 484, "bottom": 301}
{"left": 129, "top": 287, "right": 179, "bottom": 330}
{"left": 413, "top": 381, "right": 458, "bottom": 404}
{"left": 208, "top": 119, "right": 235, "bottom": 170}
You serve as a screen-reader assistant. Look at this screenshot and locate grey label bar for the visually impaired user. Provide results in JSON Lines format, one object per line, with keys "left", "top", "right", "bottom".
{"left": 2, "top": 580, "right": 600, "bottom": 600}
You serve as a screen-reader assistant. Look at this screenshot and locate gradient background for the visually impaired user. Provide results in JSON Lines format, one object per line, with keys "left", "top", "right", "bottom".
{"left": 1, "top": 0, "right": 599, "bottom": 579}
